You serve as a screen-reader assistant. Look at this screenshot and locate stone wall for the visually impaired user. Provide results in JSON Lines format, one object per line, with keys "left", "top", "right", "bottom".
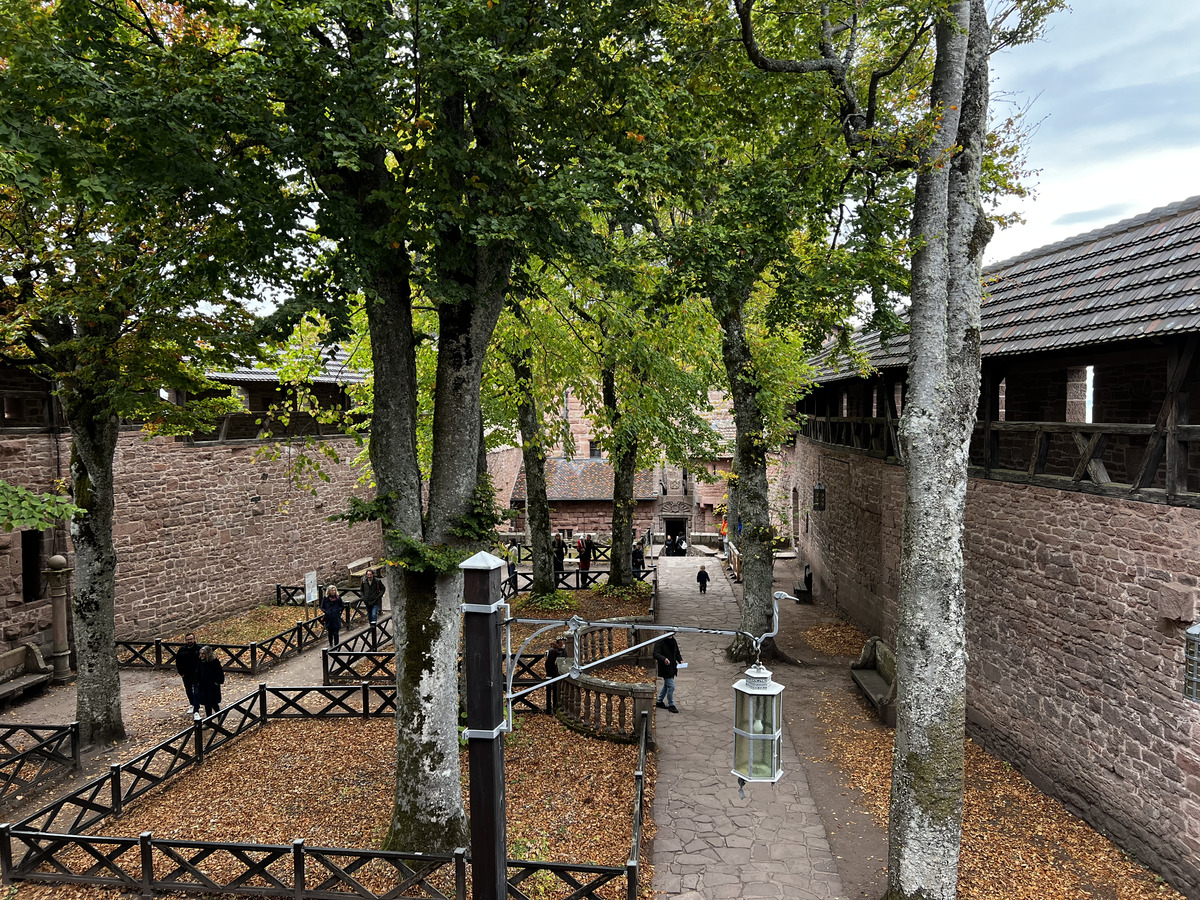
{"left": 793, "top": 438, "right": 1200, "bottom": 897}
{"left": 1, "top": 429, "right": 383, "bottom": 652}
{"left": 508, "top": 500, "right": 656, "bottom": 539}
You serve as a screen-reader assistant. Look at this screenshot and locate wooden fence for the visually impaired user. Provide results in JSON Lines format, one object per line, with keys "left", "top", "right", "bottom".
{"left": 0, "top": 724, "right": 79, "bottom": 810}
{"left": 116, "top": 605, "right": 369, "bottom": 676}
{"left": 0, "top": 684, "right": 650, "bottom": 900}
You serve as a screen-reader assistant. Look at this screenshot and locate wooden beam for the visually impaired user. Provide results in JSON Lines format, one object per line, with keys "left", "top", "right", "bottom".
{"left": 1071, "top": 432, "right": 1110, "bottom": 483}
{"left": 1132, "top": 336, "right": 1198, "bottom": 491}
{"left": 1028, "top": 430, "right": 1050, "bottom": 476}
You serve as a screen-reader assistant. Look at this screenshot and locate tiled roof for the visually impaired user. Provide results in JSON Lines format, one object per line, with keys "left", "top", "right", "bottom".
{"left": 510, "top": 457, "right": 659, "bottom": 503}
{"left": 814, "top": 195, "right": 1200, "bottom": 381}
{"left": 702, "top": 391, "right": 737, "bottom": 446}
{"left": 209, "top": 347, "right": 366, "bottom": 386}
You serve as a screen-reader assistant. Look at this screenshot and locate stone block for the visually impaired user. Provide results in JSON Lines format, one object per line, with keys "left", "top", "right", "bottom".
{"left": 1155, "top": 582, "right": 1196, "bottom": 622}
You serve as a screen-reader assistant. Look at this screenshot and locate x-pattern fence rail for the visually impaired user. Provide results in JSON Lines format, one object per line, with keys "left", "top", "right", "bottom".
{"left": 116, "top": 604, "right": 369, "bottom": 676}
{"left": 0, "top": 685, "right": 650, "bottom": 900}
{"left": 276, "top": 585, "right": 364, "bottom": 606}
{"left": 0, "top": 725, "right": 79, "bottom": 810}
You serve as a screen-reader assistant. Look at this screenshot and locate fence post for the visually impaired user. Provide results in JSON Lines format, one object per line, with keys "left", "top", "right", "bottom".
{"left": 292, "top": 839, "right": 305, "bottom": 900}
{"left": 139, "top": 832, "right": 154, "bottom": 899}
{"left": 454, "top": 847, "right": 467, "bottom": 900}
{"left": 258, "top": 683, "right": 268, "bottom": 725}
{"left": 193, "top": 716, "right": 204, "bottom": 763}
{"left": 361, "top": 681, "right": 370, "bottom": 720}
{"left": 461, "top": 551, "right": 507, "bottom": 900}
{"left": 155, "top": 638, "right": 163, "bottom": 669}
{"left": 110, "top": 764, "right": 123, "bottom": 816}
{"left": 0, "top": 823, "right": 12, "bottom": 885}
{"left": 295, "top": 622, "right": 305, "bottom": 652}
{"left": 322, "top": 649, "right": 329, "bottom": 685}
{"left": 626, "top": 861, "right": 638, "bottom": 900}
{"left": 250, "top": 642, "right": 259, "bottom": 676}
{"left": 70, "top": 722, "right": 81, "bottom": 769}
{"left": 276, "top": 584, "right": 282, "bottom": 606}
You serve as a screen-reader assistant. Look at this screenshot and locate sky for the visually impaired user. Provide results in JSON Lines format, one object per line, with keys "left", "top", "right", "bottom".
{"left": 984, "top": 1, "right": 1200, "bottom": 265}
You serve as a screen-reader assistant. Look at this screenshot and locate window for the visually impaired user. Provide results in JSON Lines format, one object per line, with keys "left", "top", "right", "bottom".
{"left": 841, "top": 392, "right": 848, "bottom": 417}
{"left": 1186, "top": 624, "right": 1200, "bottom": 702}
{"left": 589, "top": 441, "right": 602, "bottom": 459}
{"left": 21, "top": 530, "right": 43, "bottom": 602}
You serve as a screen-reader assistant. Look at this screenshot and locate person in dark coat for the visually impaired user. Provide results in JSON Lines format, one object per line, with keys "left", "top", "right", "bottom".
{"left": 196, "top": 646, "right": 225, "bottom": 717}
{"left": 553, "top": 535, "right": 566, "bottom": 572}
{"left": 654, "top": 634, "right": 684, "bottom": 713}
{"left": 631, "top": 542, "right": 645, "bottom": 573}
{"left": 696, "top": 565, "right": 710, "bottom": 594}
{"left": 361, "top": 568, "right": 385, "bottom": 626}
{"left": 322, "top": 586, "right": 346, "bottom": 647}
{"left": 579, "top": 535, "right": 593, "bottom": 572}
{"left": 175, "top": 632, "right": 202, "bottom": 714}
{"left": 544, "top": 638, "right": 566, "bottom": 713}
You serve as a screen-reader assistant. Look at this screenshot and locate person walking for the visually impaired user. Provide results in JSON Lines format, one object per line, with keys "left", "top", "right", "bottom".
{"left": 175, "top": 632, "right": 202, "bottom": 714}
{"left": 196, "top": 646, "right": 225, "bottom": 717}
{"left": 544, "top": 638, "right": 566, "bottom": 713}
{"left": 361, "top": 568, "right": 385, "bottom": 626}
{"left": 553, "top": 534, "right": 566, "bottom": 572}
{"left": 322, "top": 586, "right": 346, "bottom": 647}
{"left": 654, "top": 633, "right": 684, "bottom": 713}
{"left": 696, "top": 565, "right": 710, "bottom": 594}
{"left": 579, "top": 535, "right": 593, "bottom": 572}
{"left": 632, "top": 541, "right": 645, "bottom": 573}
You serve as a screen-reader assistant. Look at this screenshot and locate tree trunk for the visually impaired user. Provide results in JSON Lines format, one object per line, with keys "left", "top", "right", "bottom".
{"left": 377, "top": 240, "right": 510, "bottom": 854}
{"left": 887, "top": 4, "right": 991, "bottom": 898}
{"left": 65, "top": 402, "right": 125, "bottom": 746}
{"left": 512, "top": 352, "right": 554, "bottom": 596}
{"left": 603, "top": 365, "right": 637, "bottom": 587}
{"left": 717, "top": 293, "right": 776, "bottom": 662}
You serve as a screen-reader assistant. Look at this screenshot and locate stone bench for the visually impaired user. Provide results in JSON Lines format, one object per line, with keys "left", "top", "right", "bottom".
{"left": 850, "top": 637, "right": 896, "bottom": 727}
{"left": 0, "top": 643, "right": 53, "bottom": 707}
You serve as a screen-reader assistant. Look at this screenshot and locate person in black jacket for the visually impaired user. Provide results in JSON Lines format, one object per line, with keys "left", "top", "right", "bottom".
{"left": 654, "top": 634, "right": 684, "bottom": 713}
{"left": 196, "top": 646, "right": 225, "bottom": 717}
{"left": 175, "top": 632, "right": 202, "bottom": 714}
{"left": 544, "top": 638, "right": 566, "bottom": 713}
{"left": 361, "top": 569, "right": 385, "bottom": 626}
{"left": 553, "top": 535, "right": 566, "bottom": 572}
{"left": 322, "top": 586, "right": 346, "bottom": 647}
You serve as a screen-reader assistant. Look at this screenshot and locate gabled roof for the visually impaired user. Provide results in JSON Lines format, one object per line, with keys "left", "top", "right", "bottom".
{"left": 510, "top": 457, "right": 659, "bottom": 503}
{"left": 816, "top": 195, "right": 1200, "bottom": 381}
{"left": 209, "top": 348, "right": 366, "bottom": 386}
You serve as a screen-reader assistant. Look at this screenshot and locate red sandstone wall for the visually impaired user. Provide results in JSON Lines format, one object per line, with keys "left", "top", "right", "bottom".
{"left": 1, "top": 430, "right": 383, "bottom": 650}
{"left": 793, "top": 438, "right": 1200, "bottom": 897}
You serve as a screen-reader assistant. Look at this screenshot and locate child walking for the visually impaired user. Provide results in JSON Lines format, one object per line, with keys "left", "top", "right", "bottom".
{"left": 697, "top": 565, "right": 710, "bottom": 594}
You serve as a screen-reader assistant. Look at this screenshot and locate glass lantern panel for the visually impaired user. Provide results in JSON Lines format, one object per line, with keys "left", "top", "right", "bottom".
{"left": 750, "top": 735, "right": 775, "bottom": 779}
{"left": 733, "top": 732, "right": 750, "bottom": 776}
{"left": 735, "top": 691, "right": 752, "bottom": 733}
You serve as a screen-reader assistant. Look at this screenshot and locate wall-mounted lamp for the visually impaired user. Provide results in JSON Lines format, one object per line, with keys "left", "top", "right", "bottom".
{"left": 812, "top": 482, "right": 826, "bottom": 512}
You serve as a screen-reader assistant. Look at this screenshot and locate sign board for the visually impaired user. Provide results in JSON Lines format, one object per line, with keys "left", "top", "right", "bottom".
{"left": 305, "top": 571, "right": 318, "bottom": 606}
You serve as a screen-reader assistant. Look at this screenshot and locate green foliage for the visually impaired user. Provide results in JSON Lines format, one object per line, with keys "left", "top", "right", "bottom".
{"left": 596, "top": 581, "right": 651, "bottom": 604}
{"left": 521, "top": 590, "right": 575, "bottom": 614}
{"left": 448, "top": 475, "right": 512, "bottom": 544}
{"left": 0, "top": 480, "right": 81, "bottom": 532}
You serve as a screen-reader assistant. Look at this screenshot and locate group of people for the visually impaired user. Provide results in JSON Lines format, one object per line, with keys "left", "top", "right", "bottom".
{"left": 174, "top": 632, "right": 225, "bottom": 717}
{"left": 177, "top": 567, "right": 388, "bottom": 716}
{"left": 551, "top": 533, "right": 597, "bottom": 572}
{"left": 662, "top": 534, "right": 689, "bottom": 556}
{"left": 321, "top": 567, "right": 386, "bottom": 648}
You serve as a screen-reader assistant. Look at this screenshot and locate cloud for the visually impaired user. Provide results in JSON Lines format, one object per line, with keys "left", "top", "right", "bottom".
{"left": 1051, "top": 204, "right": 1133, "bottom": 227}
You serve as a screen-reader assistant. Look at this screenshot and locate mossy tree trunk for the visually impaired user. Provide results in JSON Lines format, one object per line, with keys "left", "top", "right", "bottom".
{"left": 887, "top": 3, "right": 992, "bottom": 898}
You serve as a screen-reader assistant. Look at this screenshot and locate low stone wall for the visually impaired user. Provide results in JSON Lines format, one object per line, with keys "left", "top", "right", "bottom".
{"left": 794, "top": 439, "right": 1200, "bottom": 898}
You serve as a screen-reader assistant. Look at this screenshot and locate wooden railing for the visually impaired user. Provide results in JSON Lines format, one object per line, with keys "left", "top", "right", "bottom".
{"left": 0, "top": 724, "right": 79, "bottom": 810}
{"left": 276, "top": 584, "right": 364, "bottom": 605}
{"left": 116, "top": 605, "right": 369, "bottom": 676}
{"left": 0, "top": 682, "right": 644, "bottom": 900}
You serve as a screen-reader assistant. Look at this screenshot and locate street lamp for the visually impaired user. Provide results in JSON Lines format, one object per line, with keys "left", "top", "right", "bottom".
{"left": 812, "top": 481, "right": 826, "bottom": 511}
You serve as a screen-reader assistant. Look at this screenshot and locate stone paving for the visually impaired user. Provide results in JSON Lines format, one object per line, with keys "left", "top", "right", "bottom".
{"left": 650, "top": 555, "right": 845, "bottom": 900}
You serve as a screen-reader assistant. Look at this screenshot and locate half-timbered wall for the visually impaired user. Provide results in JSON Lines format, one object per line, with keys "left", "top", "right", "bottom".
{"left": 792, "top": 437, "right": 1200, "bottom": 898}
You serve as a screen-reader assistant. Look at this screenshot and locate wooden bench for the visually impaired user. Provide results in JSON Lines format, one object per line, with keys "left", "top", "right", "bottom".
{"left": 0, "top": 643, "right": 53, "bottom": 707}
{"left": 850, "top": 637, "right": 897, "bottom": 727}
{"left": 346, "top": 557, "right": 375, "bottom": 587}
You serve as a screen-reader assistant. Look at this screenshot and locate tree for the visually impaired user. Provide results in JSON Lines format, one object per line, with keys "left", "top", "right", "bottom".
{"left": 228, "top": 0, "right": 677, "bottom": 851}
{"left": 729, "top": 1, "right": 1061, "bottom": 894}
{"left": 0, "top": 0, "right": 285, "bottom": 744}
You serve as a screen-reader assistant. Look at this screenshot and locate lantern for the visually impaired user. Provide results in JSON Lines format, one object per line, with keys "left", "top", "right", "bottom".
{"left": 732, "top": 662, "right": 785, "bottom": 787}
{"left": 812, "top": 482, "right": 826, "bottom": 512}
{"left": 1186, "top": 623, "right": 1200, "bottom": 702}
